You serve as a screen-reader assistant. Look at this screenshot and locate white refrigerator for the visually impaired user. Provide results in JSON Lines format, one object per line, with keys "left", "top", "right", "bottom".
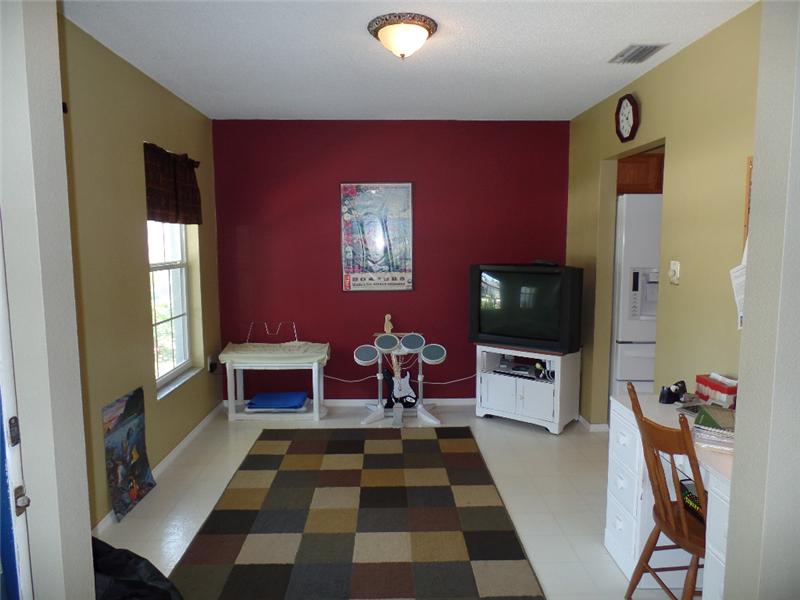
{"left": 610, "top": 194, "right": 662, "bottom": 401}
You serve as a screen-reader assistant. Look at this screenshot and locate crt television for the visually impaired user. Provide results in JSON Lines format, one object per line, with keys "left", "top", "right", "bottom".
{"left": 469, "top": 264, "right": 583, "bottom": 354}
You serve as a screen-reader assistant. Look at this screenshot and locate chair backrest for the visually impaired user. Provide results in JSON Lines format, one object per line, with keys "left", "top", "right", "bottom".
{"left": 627, "top": 382, "right": 708, "bottom": 537}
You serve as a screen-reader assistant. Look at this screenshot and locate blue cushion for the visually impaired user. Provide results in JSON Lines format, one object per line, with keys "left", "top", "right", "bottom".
{"left": 247, "top": 391, "right": 307, "bottom": 410}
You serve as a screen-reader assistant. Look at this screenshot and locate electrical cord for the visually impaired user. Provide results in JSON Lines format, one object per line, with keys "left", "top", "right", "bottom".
{"left": 324, "top": 373, "right": 476, "bottom": 386}
{"left": 323, "top": 374, "right": 378, "bottom": 383}
{"left": 401, "top": 354, "right": 419, "bottom": 371}
{"left": 412, "top": 374, "right": 476, "bottom": 385}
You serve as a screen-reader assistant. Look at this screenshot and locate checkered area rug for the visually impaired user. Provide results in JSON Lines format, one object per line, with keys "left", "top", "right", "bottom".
{"left": 170, "top": 427, "right": 545, "bottom": 599}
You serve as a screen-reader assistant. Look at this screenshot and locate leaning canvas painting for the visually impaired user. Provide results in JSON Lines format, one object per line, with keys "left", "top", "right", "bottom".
{"left": 103, "top": 387, "right": 156, "bottom": 520}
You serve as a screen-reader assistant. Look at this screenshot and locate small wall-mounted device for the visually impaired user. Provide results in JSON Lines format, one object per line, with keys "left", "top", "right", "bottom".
{"left": 207, "top": 355, "right": 218, "bottom": 373}
{"left": 668, "top": 260, "right": 681, "bottom": 285}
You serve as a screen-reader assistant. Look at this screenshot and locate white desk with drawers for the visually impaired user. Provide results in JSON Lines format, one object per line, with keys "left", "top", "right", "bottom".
{"left": 605, "top": 394, "right": 732, "bottom": 600}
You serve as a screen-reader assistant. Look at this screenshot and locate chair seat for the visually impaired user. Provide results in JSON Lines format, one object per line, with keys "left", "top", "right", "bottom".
{"left": 654, "top": 502, "right": 706, "bottom": 557}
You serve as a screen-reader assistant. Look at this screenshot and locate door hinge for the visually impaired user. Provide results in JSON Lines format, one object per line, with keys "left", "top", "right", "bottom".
{"left": 8, "top": 416, "right": 20, "bottom": 446}
{"left": 14, "top": 486, "right": 30, "bottom": 516}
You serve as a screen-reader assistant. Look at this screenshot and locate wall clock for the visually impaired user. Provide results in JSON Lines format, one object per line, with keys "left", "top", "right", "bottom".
{"left": 615, "top": 94, "right": 640, "bottom": 143}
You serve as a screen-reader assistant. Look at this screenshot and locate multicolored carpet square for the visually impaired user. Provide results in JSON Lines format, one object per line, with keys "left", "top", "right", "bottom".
{"left": 170, "top": 427, "right": 545, "bottom": 599}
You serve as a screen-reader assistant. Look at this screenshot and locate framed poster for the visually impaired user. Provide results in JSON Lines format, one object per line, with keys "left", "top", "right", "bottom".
{"left": 341, "top": 183, "right": 413, "bottom": 291}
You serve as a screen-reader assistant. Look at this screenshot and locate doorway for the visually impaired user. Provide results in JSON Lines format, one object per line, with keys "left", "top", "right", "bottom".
{"left": 608, "top": 147, "right": 665, "bottom": 404}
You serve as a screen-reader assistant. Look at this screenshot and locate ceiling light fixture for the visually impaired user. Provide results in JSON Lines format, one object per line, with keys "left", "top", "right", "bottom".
{"left": 367, "top": 13, "right": 438, "bottom": 59}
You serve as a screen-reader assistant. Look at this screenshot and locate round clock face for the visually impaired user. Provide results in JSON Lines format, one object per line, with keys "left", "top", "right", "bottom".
{"left": 618, "top": 100, "right": 634, "bottom": 137}
{"left": 615, "top": 94, "right": 639, "bottom": 142}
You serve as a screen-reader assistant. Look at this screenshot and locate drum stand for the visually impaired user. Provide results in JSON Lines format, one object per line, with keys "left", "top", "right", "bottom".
{"left": 361, "top": 356, "right": 441, "bottom": 427}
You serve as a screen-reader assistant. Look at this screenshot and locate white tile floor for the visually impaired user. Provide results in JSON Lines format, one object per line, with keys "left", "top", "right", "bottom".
{"left": 97, "top": 405, "right": 674, "bottom": 599}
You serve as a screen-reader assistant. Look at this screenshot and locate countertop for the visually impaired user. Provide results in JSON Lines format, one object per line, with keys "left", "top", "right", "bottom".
{"left": 611, "top": 393, "right": 734, "bottom": 481}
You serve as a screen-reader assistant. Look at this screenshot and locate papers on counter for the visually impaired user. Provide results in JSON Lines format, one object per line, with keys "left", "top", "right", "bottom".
{"left": 730, "top": 236, "right": 748, "bottom": 330}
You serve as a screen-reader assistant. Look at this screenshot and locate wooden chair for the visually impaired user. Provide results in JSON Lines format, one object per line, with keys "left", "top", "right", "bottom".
{"left": 625, "top": 382, "right": 707, "bottom": 600}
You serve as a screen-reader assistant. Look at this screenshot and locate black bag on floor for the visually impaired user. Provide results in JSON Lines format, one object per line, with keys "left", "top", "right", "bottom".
{"left": 93, "top": 537, "right": 183, "bottom": 600}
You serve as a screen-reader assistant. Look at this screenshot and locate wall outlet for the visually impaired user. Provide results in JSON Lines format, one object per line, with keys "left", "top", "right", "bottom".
{"left": 207, "top": 355, "right": 218, "bottom": 373}
{"left": 668, "top": 260, "right": 681, "bottom": 285}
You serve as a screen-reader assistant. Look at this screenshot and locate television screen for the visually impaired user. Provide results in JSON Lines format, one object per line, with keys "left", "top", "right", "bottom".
{"left": 479, "top": 270, "right": 562, "bottom": 341}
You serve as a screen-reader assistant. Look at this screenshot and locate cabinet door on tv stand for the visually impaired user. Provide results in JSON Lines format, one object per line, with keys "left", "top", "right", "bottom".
{"left": 518, "top": 379, "right": 555, "bottom": 422}
{"left": 482, "top": 374, "right": 517, "bottom": 414}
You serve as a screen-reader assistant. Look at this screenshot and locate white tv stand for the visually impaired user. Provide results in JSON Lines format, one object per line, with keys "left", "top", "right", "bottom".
{"left": 475, "top": 344, "right": 581, "bottom": 434}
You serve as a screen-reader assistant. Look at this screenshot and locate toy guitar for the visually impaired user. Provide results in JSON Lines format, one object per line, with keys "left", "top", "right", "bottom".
{"left": 390, "top": 354, "right": 417, "bottom": 405}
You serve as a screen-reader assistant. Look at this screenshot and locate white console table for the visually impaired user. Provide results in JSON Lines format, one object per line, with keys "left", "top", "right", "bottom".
{"left": 475, "top": 344, "right": 580, "bottom": 434}
{"left": 219, "top": 342, "right": 330, "bottom": 421}
{"left": 605, "top": 393, "right": 732, "bottom": 599}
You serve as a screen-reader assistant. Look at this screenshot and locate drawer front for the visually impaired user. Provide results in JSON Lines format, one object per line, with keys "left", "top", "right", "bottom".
{"left": 701, "top": 549, "right": 725, "bottom": 600}
{"left": 706, "top": 489, "right": 730, "bottom": 560}
{"left": 604, "top": 493, "right": 636, "bottom": 563}
{"left": 609, "top": 409, "right": 641, "bottom": 472}
{"left": 608, "top": 457, "right": 639, "bottom": 515}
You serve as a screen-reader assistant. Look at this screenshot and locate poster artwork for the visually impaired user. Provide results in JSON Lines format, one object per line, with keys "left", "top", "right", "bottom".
{"left": 341, "top": 183, "right": 413, "bottom": 291}
{"left": 103, "top": 387, "right": 156, "bottom": 521}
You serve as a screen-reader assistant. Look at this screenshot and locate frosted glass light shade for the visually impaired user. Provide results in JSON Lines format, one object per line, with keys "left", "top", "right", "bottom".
{"left": 367, "top": 13, "right": 438, "bottom": 60}
{"left": 377, "top": 23, "right": 430, "bottom": 59}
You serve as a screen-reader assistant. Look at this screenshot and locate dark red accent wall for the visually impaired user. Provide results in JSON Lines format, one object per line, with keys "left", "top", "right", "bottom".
{"left": 213, "top": 120, "right": 569, "bottom": 400}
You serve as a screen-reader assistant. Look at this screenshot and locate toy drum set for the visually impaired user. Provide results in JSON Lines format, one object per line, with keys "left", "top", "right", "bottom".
{"left": 353, "top": 328, "right": 447, "bottom": 427}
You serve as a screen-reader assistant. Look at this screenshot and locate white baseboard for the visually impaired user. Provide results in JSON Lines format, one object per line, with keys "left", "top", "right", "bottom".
{"left": 222, "top": 398, "right": 477, "bottom": 408}
{"left": 578, "top": 415, "right": 609, "bottom": 432}
{"left": 93, "top": 402, "right": 224, "bottom": 536}
{"left": 151, "top": 403, "right": 224, "bottom": 478}
{"left": 92, "top": 503, "right": 117, "bottom": 537}
{"left": 323, "top": 397, "right": 476, "bottom": 407}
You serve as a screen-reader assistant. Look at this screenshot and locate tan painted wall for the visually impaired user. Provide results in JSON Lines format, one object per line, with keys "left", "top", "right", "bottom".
{"left": 58, "top": 18, "right": 222, "bottom": 525}
{"left": 567, "top": 5, "right": 760, "bottom": 423}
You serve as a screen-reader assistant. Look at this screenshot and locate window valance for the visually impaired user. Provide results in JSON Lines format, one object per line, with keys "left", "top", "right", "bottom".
{"left": 144, "top": 142, "right": 202, "bottom": 224}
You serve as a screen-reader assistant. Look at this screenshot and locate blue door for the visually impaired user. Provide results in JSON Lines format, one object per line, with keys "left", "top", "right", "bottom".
{"left": 0, "top": 228, "right": 30, "bottom": 599}
{"left": 1, "top": 410, "right": 20, "bottom": 600}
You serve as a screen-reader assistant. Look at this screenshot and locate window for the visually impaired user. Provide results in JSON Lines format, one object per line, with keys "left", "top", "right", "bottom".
{"left": 480, "top": 272, "right": 502, "bottom": 310}
{"left": 148, "top": 220, "right": 190, "bottom": 385}
{"left": 519, "top": 286, "right": 536, "bottom": 309}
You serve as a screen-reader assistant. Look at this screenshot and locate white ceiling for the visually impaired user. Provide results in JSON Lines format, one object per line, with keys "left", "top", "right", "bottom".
{"left": 62, "top": 1, "right": 752, "bottom": 120}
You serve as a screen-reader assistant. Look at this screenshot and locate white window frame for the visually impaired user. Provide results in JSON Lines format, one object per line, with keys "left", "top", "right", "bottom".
{"left": 148, "top": 221, "right": 192, "bottom": 388}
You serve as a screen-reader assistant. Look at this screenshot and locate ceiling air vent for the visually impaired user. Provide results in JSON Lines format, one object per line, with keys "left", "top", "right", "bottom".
{"left": 609, "top": 44, "right": 667, "bottom": 64}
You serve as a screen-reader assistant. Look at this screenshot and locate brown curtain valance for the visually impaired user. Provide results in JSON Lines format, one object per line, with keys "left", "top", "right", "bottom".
{"left": 144, "top": 142, "right": 202, "bottom": 224}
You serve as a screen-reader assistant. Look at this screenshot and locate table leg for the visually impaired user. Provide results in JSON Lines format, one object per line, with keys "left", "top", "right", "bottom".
{"left": 319, "top": 364, "right": 326, "bottom": 418}
{"left": 235, "top": 368, "right": 244, "bottom": 412}
{"left": 312, "top": 362, "right": 320, "bottom": 421}
{"left": 226, "top": 363, "right": 235, "bottom": 421}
